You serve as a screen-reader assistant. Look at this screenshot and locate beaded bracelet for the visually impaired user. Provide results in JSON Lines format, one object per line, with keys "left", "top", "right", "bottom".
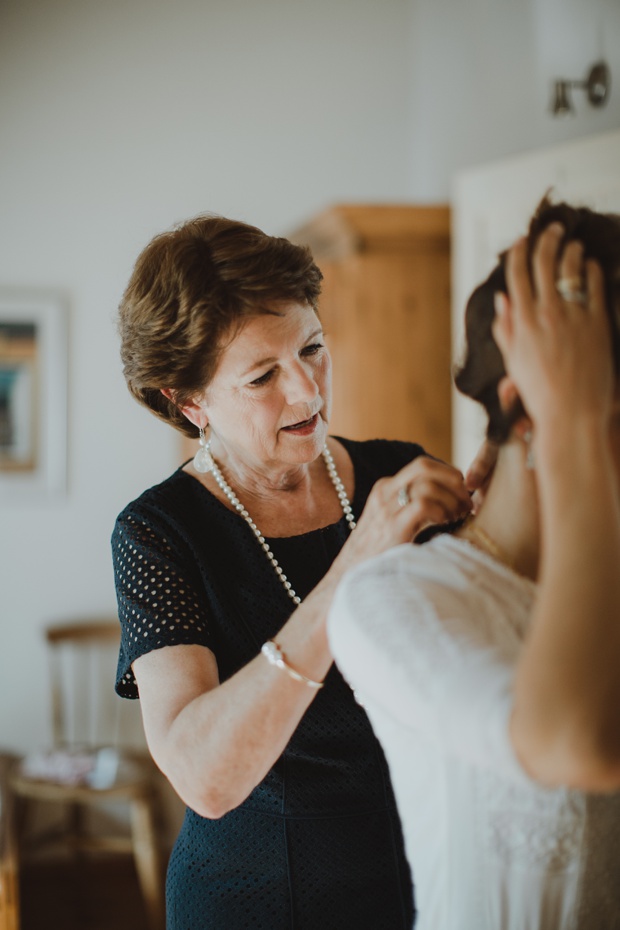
{"left": 260, "top": 640, "right": 324, "bottom": 690}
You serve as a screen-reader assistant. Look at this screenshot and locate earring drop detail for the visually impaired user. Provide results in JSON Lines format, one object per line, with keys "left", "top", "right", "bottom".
{"left": 524, "top": 430, "right": 535, "bottom": 470}
{"left": 193, "top": 427, "right": 214, "bottom": 473}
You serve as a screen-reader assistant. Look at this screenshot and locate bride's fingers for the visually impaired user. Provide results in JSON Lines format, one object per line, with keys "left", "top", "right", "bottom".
{"left": 492, "top": 291, "right": 511, "bottom": 356}
{"left": 555, "top": 240, "right": 586, "bottom": 314}
{"left": 585, "top": 258, "right": 607, "bottom": 323}
{"left": 505, "top": 237, "right": 536, "bottom": 327}
{"left": 557, "top": 239, "right": 584, "bottom": 284}
{"left": 531, "top": 222, "right": 564, "bottom": 311}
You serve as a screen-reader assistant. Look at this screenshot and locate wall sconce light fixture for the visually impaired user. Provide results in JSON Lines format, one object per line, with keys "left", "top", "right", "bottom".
{"left": 551, "top": 61, "right": 610, "bottom": 116}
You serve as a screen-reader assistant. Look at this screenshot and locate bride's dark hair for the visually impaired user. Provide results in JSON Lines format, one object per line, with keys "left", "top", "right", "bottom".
{"left": 454, "top": 196, "right": 620, "bottom": 443}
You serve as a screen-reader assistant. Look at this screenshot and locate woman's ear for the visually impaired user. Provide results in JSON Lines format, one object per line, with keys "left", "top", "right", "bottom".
{"left": 496, "top": 377, "right": 532, "bottom": 438}
{"left": 496, "top": 376, "right": 519, "bottom": 414}
{"left": 160, "top": 389, "right": 208, "bottom": 430}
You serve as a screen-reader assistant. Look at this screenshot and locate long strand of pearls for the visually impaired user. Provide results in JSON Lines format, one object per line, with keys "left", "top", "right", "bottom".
{"left": 195, "top": 439, "right": 356, "bottom": 606}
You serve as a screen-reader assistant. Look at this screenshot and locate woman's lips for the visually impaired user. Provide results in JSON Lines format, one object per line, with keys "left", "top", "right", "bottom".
{"left": 281, "top": 413, "right": 319, "bottom": 435}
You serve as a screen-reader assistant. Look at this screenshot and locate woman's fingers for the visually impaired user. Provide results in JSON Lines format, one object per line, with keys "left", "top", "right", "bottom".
{"left": 505, "top": 236, "right": 535, "bottom": 327}
{"left": 392, "top": 458, "right": 471, "bottom": 528}
{"left": 465, "top": 438, "right": 499, "bottom": 515}
{"left": 343, "top": 458, "right": 472, "bottom": 565}
{"left": 585, "top": 257, "right": 614, "bottom": 395}
{"left": 531, "top": 222, "right": 564, "bottom": 311}
{"left": 394, "top": 457, "right": 470, "bottom": 504}
{"left": 465, "top": 438, "right": 499, "bottom": 494}
{"left": 586, "top": 258, "right": 608, "bottom": 324}
{"left": 557, "top": 238, "right": 584, "bottom": 285}
{"left": 397, "top": 476, "right": 469, "bottom": 519}
{"left": 554, "top": 239, "right": 587, "bottom": 316}
{"left": 404, "top": 481, "right": 471, "bottom": 531}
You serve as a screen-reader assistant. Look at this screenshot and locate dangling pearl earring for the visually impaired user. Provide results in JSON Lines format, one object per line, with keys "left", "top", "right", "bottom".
{"left": 193, "top": 426, "right": 214, "bottom": 473}
{"left": 523, "top": 429, "right": 535, "bottom": 470}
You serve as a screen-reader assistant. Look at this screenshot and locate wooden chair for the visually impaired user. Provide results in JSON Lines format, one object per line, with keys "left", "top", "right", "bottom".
{"left": 0, "top": 753, "right": 19, "bottom": 930}
{"left": 9, "top": 619, "right": 165, "bottom": 930}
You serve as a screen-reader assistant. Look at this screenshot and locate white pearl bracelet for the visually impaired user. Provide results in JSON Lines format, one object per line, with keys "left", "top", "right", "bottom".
{"left": 260, "top": 640, "right": 324, "bottom": 690}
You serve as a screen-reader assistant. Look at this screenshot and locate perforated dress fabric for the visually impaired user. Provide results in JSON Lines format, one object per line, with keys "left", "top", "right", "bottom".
{"left": 112, "top": 437, "right": 422, "bottom": 930}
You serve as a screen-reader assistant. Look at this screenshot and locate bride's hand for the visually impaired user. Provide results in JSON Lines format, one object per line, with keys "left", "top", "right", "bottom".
{"left": 492, "top": 223, "right": 613, "bottom": 436}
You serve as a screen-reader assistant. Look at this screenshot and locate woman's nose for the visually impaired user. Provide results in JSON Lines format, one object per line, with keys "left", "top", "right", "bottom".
{"left": 284, "top": 362, "right": 319, "bottom": 404}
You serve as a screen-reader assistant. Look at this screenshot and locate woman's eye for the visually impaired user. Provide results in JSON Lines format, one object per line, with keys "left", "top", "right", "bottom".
{"left": 301, "top": 342, "right": 324, "bottom": 356}
{"left": 249, "top": 369, "right": 274, "bottom": 387}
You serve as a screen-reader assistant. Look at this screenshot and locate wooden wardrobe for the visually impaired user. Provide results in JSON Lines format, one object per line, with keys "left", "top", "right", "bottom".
{"left": 180, "top": 204, "right": 452, "bottom": 465}
{"left": 289, "top": 204, "right": 452, "bottom": 463}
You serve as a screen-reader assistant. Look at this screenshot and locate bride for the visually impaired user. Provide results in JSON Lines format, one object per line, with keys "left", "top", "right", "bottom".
{"left": 328, "top": 198, "right": 620, "bottom": 930}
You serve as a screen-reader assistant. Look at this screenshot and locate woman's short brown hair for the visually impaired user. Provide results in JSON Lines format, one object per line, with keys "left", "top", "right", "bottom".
{"left": 454, "top": 197, "right": 620, "bottom": 443}
{"left": 118, "top": 214, "right": 323, "bottom": 438}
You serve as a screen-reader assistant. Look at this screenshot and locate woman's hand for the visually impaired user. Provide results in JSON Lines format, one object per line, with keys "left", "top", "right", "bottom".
{"left": 465, "top": 438, "right": 499, "bottom": 514}
{"left": 336, "top": 456, "right": 471, "bottom": 570}
{"left": 493, "top": 223, "right": 613, "bottom": 438}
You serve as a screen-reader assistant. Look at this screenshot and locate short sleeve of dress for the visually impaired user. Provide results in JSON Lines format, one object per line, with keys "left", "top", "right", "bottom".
{"left": 327, "top": 542, "right": 531, "bottom": 784}
{"left": 112, "top": 507, "right": 213, "bottom": 699}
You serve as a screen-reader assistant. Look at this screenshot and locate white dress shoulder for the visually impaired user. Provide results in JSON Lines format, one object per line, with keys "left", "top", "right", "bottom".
{"left": 327, "top": 534, "right": 620, "bottom": 930}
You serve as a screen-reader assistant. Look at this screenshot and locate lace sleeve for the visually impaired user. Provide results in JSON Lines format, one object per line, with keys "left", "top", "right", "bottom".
{"left": 328, "top": 544, "right": 528, "bottom": 783}
{"left": 112, "top": 509, "right": 213, "bottom": 698}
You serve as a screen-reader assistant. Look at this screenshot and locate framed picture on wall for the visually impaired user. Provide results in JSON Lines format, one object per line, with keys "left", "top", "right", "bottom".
{"left": 0, "top": 289, "right": 68, "bottom": 499}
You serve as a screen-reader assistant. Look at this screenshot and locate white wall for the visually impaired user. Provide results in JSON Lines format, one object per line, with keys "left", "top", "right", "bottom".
{"left": 451, "top": 128, "right": 620, "bottom": 472}
{"left": 0, "top": 0, "right": 413, "bottom": 754}
{"left": 407, "top": 0, "right": 620, "bottom": 200}
{"left": 1, "top": 0, "right": 619, "bottom": 761}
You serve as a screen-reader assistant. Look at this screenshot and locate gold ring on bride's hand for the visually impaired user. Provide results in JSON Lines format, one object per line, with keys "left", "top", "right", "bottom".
{"left": 556, "top": 276, "right": 587, "bottom": 305}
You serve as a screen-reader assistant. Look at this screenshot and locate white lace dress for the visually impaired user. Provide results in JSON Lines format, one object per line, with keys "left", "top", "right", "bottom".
{"left": 327, "top": 534, "right": 620, "bottom": 930}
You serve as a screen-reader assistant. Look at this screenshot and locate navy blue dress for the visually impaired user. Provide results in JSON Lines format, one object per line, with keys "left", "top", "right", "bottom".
{"left": 111, "top": 437, "right": 422, "bottom": 929}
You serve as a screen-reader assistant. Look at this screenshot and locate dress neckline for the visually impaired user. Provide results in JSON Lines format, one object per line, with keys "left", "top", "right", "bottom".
{"left": 176, "top": 437, "right": 361, "bottom": 541}
{"left": 436, "top": 531, "right": 538, "bottom": 592}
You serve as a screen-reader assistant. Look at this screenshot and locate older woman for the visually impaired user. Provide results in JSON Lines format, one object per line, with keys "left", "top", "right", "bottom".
{"left": 111, "top": 214, "right": 473, "bottom": 930}
{"left": 328, "top": 200, "right": 620, "bottom": 930}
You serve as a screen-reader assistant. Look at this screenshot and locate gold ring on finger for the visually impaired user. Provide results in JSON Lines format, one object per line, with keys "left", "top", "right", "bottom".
{"left": 556, "top": 276, "right": 587, "bottom": 305}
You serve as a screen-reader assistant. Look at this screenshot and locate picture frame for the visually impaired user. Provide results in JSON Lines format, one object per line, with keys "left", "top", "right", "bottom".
{"left": 0, "top": 289, "right": 68, "bottom": 499}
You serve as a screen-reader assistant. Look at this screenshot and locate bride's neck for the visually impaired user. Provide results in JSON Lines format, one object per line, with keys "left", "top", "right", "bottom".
{"left": 459, "top": 440, "right": 540, "bottom": 581}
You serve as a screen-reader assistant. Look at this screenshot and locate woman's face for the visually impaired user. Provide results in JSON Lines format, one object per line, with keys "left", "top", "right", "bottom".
{"left": 198, "top": 302, "right": 332, "bottom": 475}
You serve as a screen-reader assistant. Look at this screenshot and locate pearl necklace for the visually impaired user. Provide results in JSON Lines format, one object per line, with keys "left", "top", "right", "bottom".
{"left": 194, "top": 439, "right": 356, "bottom": 606}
